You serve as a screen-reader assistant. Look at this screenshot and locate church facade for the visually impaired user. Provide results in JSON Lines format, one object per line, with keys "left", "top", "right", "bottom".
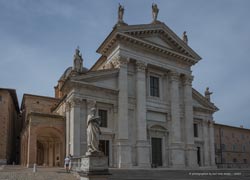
{"left": 19, "top": 6, "right": 218, "bottom": 168}
{"left": 53, "top": 23, "right": 218, "bottom": 168}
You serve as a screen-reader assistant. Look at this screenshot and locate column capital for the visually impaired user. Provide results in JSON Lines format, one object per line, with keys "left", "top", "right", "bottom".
{"left": 183, "top": 75, "right": 194, "bottom": 86}
{"left": 65, "top": 102, "right": 71, "bottom": 111}
{"left": 136, "top": 61, "right": 147, "bottom": 72}
{"left": 202, "top": 119, "right": 210, "bottom": 127}
{"left": 69, "top": 97, "right": 81, "bottom": 107}
{"left": 111, "top": 55, "right": 129, "bottom": 68}
{"left": 208, "top": 120, "right": 214, "bottom": 127}
{"left": 86, "top": 99, "right": 96, "bottom": 109}
{"left": 169, "top": 71, "right": 180, "bottom": 82}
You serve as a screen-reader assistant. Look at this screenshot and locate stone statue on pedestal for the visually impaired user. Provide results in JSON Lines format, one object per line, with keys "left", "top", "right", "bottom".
{"left": 118, "top": 3, "right": 124, "bottom": 23}
{"left": 73, "top": 46, "right": 83, "bottom": 73}
{"left": 182, "top": 31, "right": 188, "bottom": 44}
{"left": 79, "top": 107, "right": 110, "bottom": 179}
{"left": 152, "top": 3, "right": 159, "bottom": 22}
{"left": 86, "top": 108, "right": 102, "bottom": 155}
{"left": 205, "top": 87, "right": 213, "bottom": 101}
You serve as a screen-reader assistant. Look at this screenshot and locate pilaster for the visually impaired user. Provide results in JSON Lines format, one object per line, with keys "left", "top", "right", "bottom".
{"left": 209, "top": 120, "right": 216, "bottom": 167}
{"left": 27, "top": 126, "right": 37, "bottom": 167}
{"left": 112, "top": 55, "right": 132, "bottom": 168}
{"left": 169, "top": 71, "right": 185, "bottom": 168}
{"left": 183, "top": 75, "right": 197, "bottom": 167}
{"left": 65, "top": 102, "right": 70, "bottom": 156}
{"left": 69, "top": 97, "right": 81, "bottom": 156}
{"left": 203, "top": 120, "right": 210, "bottom": 166}
{"left": 135, "top": 61, "right": 150, "bottom": 167}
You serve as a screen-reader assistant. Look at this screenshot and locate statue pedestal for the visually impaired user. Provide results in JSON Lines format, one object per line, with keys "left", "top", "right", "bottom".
{"left": 78, "top": 154, "right": 111, "bottom": 180}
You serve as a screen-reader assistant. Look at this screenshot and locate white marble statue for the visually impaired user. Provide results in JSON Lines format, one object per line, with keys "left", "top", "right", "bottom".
{"left": 87, "top": 108, "right": 101, "bottom": 154}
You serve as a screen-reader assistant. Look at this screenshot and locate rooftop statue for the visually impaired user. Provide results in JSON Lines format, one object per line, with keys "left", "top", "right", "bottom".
{"left": 182, "top": 31, "right": 188, "bottom": 44}
{"left": 205, "top": 87, "right": 213, "bottom": 101}
{"left": 118, "top": 3, "right": 124, "bottom": 23}
{"left": 152, "top": 3, "right": 159, "bottom": 22}
{"left": 86, "top": 107, "right": 102, "bottom": 155}
{"left": 73, "top": 46, "right": 83, "bottom": 73}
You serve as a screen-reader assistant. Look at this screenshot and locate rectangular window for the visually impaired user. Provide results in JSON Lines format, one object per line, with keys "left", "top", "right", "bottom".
{"left": 194, "top": 124, "right": 198, "bottom": 137}
{"left": 0, "top": 95, "right": 2, "bottom": 102}
{"left": 242, "top": 144, "right": 246, "bottom": 152}
{"left": 244, "top": 159, "right": 247, "bottom": 164}
{"left": 98, "top": 109, "right": 108, "bottom": 128}
{"left": 232, "top": 144, "right": 237, "bottom": 151}
{"left": 241, "top": 134, "right": 245, "bottom": 139}
{"left": 222, "top": 144, "right": 226, "bottom": 151}
{"left": 150, "top": 76, "right": 159, "bottom": 97}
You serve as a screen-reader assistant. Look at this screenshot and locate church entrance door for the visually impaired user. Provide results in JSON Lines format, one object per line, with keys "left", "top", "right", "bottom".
{"left": 197, "top": 146, "right": 201, "bottom": 166}
{"left": 151, "top": 137, "right": 162, "bottom": 167}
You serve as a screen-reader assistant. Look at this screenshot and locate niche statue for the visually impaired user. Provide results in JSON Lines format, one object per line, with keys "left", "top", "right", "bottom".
{"left": 87, "top": 108, "right": 102, "bottom": 155}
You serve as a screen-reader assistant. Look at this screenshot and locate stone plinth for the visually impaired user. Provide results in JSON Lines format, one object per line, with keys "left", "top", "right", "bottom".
{"left": 79, "top": 155, "right": 111, "bottom": 180}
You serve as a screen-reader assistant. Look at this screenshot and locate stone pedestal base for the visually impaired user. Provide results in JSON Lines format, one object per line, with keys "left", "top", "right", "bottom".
{"left": 169, "top": 143, "right": 185, "bottom": 168}
{"left": 136, "top": 141, "right": 150, "bottom": 168}
{"left": 185, "top": 145, "right": 198, "bottom": 168}
{"left": 115, "top": 140, "right": 132, "bottom": 168}
{"left": 79, "top": 155, "right": 111, "bottom": 180}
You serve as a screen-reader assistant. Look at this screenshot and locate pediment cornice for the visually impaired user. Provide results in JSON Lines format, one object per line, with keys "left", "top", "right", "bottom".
{"left": 97, "top": 23, "right": 201, "bottom": 66}
{"left": 192, "top": 88, "right": 219, "bottom": 112}
{"left": 72, "top": 69, "right": 119, "bottom": 82}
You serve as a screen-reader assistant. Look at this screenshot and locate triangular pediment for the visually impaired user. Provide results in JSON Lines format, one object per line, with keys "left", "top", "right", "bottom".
{"left": 192, "top": 88, "right": 219, "bottom": 112}
{"left": 71, "top": 69, "right": 118, "bottom": 90}
{"left": 142, "top": 36, "right": 173, "bottom": 49}
{"left": 96, "top": 23, "right": 202, "bottom": 66}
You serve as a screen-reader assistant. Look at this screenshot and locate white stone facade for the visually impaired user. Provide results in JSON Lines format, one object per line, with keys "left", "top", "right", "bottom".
{"left": 54, "top": 22, "right": 218, "bottom": 168}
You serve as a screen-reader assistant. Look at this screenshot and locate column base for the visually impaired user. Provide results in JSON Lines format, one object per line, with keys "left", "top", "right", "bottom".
{"left": 185, "top": 144, "right": 198, "bottom": 168}
{"left": 136, "top": 141, "right": 150, "bottom": 168}
{"left": 115, "top": 140, "right": 132, "bottom": 168}
{"left": 169, "top": 143, "right": 185, "bottom": 168}
{"left": 0, "top": 159, "right": 7, "bottom": 165}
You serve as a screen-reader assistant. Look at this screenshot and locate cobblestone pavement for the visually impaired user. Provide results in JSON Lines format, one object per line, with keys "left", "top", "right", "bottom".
{"left": 0, "top": 165, "right": 79, "bottom": 180}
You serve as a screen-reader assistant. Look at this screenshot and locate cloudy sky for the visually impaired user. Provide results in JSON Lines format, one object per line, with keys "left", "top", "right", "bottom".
{"left": 0, "top": 0, "right": 249, "bottom": 128}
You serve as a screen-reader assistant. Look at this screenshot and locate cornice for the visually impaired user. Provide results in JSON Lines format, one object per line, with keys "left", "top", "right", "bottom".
{"left": 70, "top": 80, "right": 119, "bottom": 95}
{"left": 192, "top": 88, "right": 219, "bottom": 112}
{"left": 73, "top": 68, "right": 119, "bottom": 81}
{"left": 118, "top": 33, "right": 198, "bottom": 65}
{"left": 97, "top": 23, "right": 201, "bottom": 65}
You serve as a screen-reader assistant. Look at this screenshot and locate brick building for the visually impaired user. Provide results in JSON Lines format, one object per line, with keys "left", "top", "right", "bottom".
{"left": 0, "top": 88, "right": 20, "bottom": 165}
{"left": 214, "top": 123, "right": 250, "bottom": 168}
{"left": 20, "top": 94, "right": 65, "bottom": 167}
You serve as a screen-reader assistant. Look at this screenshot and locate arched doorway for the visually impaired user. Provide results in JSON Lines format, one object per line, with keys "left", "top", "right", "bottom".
{"left": 36, "top": 128, "right": 64, "bottom": 167}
